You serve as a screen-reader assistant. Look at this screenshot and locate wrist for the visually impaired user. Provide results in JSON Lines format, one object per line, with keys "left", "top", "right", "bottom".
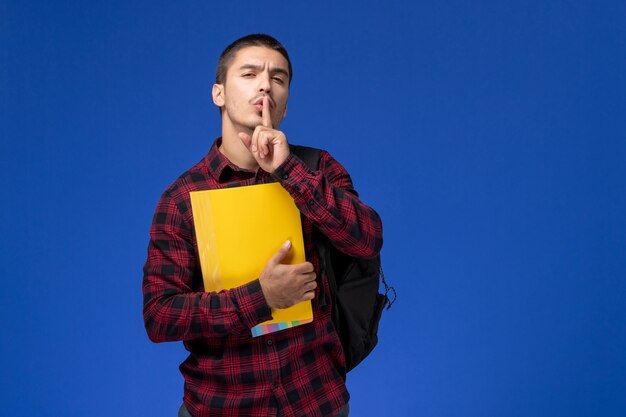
{"left": 258, "top": 276, "right": 275, "bottom": 309}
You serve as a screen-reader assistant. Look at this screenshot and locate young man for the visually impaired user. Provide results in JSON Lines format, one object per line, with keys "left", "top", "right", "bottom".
{"left": 143, "top": 34, "right": 383, "bottom": 417}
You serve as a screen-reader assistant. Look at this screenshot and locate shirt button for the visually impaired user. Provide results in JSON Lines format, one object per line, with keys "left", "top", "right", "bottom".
{"left": 282, "top": 174, "right": 288, "bottom": 180}
{"left": 267, "top": 339, "right": 273, "bottom": 346}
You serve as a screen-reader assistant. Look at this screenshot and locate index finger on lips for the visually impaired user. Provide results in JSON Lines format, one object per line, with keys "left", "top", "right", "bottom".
{"left": 262, "top": 96, "right": 272, "bottom": 128}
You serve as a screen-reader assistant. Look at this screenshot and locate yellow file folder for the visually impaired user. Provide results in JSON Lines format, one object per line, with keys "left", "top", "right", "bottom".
{"left": 190, "top": 183, "right": 313, "bottom": 337}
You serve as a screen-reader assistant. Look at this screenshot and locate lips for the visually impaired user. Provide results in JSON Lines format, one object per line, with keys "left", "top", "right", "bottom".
{"left": 252, "top": 96, "right": 274, "bottom": 109}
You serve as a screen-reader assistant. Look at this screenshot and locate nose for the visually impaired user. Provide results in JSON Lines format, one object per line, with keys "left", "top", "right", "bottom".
{"left": 258, "top": 72, "right": 271, "bottom": 93}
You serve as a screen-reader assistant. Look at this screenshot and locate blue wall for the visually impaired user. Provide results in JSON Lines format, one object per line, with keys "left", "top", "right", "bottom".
{"left": 1, "top": 1, "right": 625, "bottom": 416}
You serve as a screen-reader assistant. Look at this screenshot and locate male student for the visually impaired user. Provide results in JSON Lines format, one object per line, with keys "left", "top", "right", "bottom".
{"left": 143, "top": 34, "right": 382, "bottom": 417}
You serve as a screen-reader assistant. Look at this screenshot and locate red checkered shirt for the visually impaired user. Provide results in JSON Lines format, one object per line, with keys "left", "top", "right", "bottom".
{"left": 143, "top": 139, "right": 383, "bottom": 417}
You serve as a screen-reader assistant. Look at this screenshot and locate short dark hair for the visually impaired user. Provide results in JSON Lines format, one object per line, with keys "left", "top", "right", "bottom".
{"left": 215, "top": 34, "right": 292, "bottom": 86}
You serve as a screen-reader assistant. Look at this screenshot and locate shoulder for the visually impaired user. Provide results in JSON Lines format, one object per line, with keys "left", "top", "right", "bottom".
{"left": 156, "top": 153, "right": 215, "bottom": 222}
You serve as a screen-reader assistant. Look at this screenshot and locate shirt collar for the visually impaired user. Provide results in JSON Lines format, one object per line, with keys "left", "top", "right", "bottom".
{"left": 205, "top": 138, "right": 256, "bottom": 183}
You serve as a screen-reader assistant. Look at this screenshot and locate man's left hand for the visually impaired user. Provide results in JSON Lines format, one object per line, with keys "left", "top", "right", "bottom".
{"left": 238, "top": 96, "right": 290, "bottom": 173}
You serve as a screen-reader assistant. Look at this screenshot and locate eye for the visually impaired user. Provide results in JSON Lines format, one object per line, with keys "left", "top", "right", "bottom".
{"left": 242, "top": 72, "right": 255, "bottom": 77}
{"left": 272, "top": 76, "right": 285, "bottom": 84}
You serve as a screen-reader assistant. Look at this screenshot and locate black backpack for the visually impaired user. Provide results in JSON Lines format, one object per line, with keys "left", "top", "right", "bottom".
{"left": 291, "top": 145, "right": 396, "bottom": 372}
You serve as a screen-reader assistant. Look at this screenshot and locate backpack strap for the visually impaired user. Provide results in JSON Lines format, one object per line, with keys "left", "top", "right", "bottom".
{"left": 290, "top": 144, "right": 322, "bottom": 171}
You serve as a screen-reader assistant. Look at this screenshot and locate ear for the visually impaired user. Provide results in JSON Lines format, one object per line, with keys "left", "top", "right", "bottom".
{"left": 212, "top": 83, "right": 224, "bottom": 107}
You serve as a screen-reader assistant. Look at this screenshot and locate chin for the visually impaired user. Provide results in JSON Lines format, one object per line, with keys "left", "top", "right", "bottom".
{"left": 245, "top": 117, "right": 263, "bottom": 130}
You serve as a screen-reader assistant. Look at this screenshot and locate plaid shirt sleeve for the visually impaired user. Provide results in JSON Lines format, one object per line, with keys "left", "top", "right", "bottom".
{"left": 142, "top": 189, "right": 273, "bottom": 343}
{"left": 273, "top": 150, "right": 383, "bottom": 258}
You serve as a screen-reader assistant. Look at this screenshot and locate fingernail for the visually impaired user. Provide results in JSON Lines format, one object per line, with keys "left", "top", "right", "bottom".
{"left": 283, "top": 240, "right": 291, "bottom": 248}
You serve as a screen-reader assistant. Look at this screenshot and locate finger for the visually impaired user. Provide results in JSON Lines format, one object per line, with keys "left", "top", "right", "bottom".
{"left": 295, "top": 272, "right": 316, "bottom": 287}
{"left": 302, "top": 272, "right": 317, "bottom": 283}
{"left": 293, "top": 262, "right": 315, "bottom": 274}
{"left": 301, "top": 291, "right": 315, "bottom": 302}
{"left": 258, "top": 131, "right": 271, "bottom": 158}
{"left": 238, "top": 132, "right": 252, "bottom": 151}
{"left": 269, "top": 240, "right": 291, "bottom": 266}
{"left": 271, "top": 133, "right": 284, "bottom": 146}
{"left": 251, "top": 125, "right": 264, "bottom": 154}
{"left": 304, "top": 280, "right": 317, "bottom": 291}
{"left": 262, "top": 96, "right": 272, "bottom": 128}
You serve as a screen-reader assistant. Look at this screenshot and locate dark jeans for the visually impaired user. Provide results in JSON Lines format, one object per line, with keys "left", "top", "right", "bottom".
{"left": 178, "top": 403, "right": 350, "bottom": 417}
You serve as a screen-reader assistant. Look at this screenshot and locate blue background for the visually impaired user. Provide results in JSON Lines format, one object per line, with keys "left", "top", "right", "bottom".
{"left": 1, "top": 1, "right": 625, "bottom": 416}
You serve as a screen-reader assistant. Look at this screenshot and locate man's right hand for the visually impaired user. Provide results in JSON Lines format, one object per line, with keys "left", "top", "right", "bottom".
{"left": 258, "top": 240, "right": 317, "bottom": 309}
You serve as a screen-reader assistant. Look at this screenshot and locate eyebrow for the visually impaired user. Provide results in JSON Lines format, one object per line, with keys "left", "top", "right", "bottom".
{"left": 238, "top": 64, "right": 289, "bottom": 78}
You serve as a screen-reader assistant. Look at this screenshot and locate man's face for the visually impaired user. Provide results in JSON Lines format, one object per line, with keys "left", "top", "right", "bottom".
{"left": 213, "top": 46, "right": 290, "bottom": 132}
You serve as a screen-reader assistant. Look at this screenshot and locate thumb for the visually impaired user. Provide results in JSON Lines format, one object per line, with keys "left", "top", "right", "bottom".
{"left": 238, "top": 132, "right": 252, "bottom": 151}
{"left": 269, "top": 240, "right": 292, "bottom": 266}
